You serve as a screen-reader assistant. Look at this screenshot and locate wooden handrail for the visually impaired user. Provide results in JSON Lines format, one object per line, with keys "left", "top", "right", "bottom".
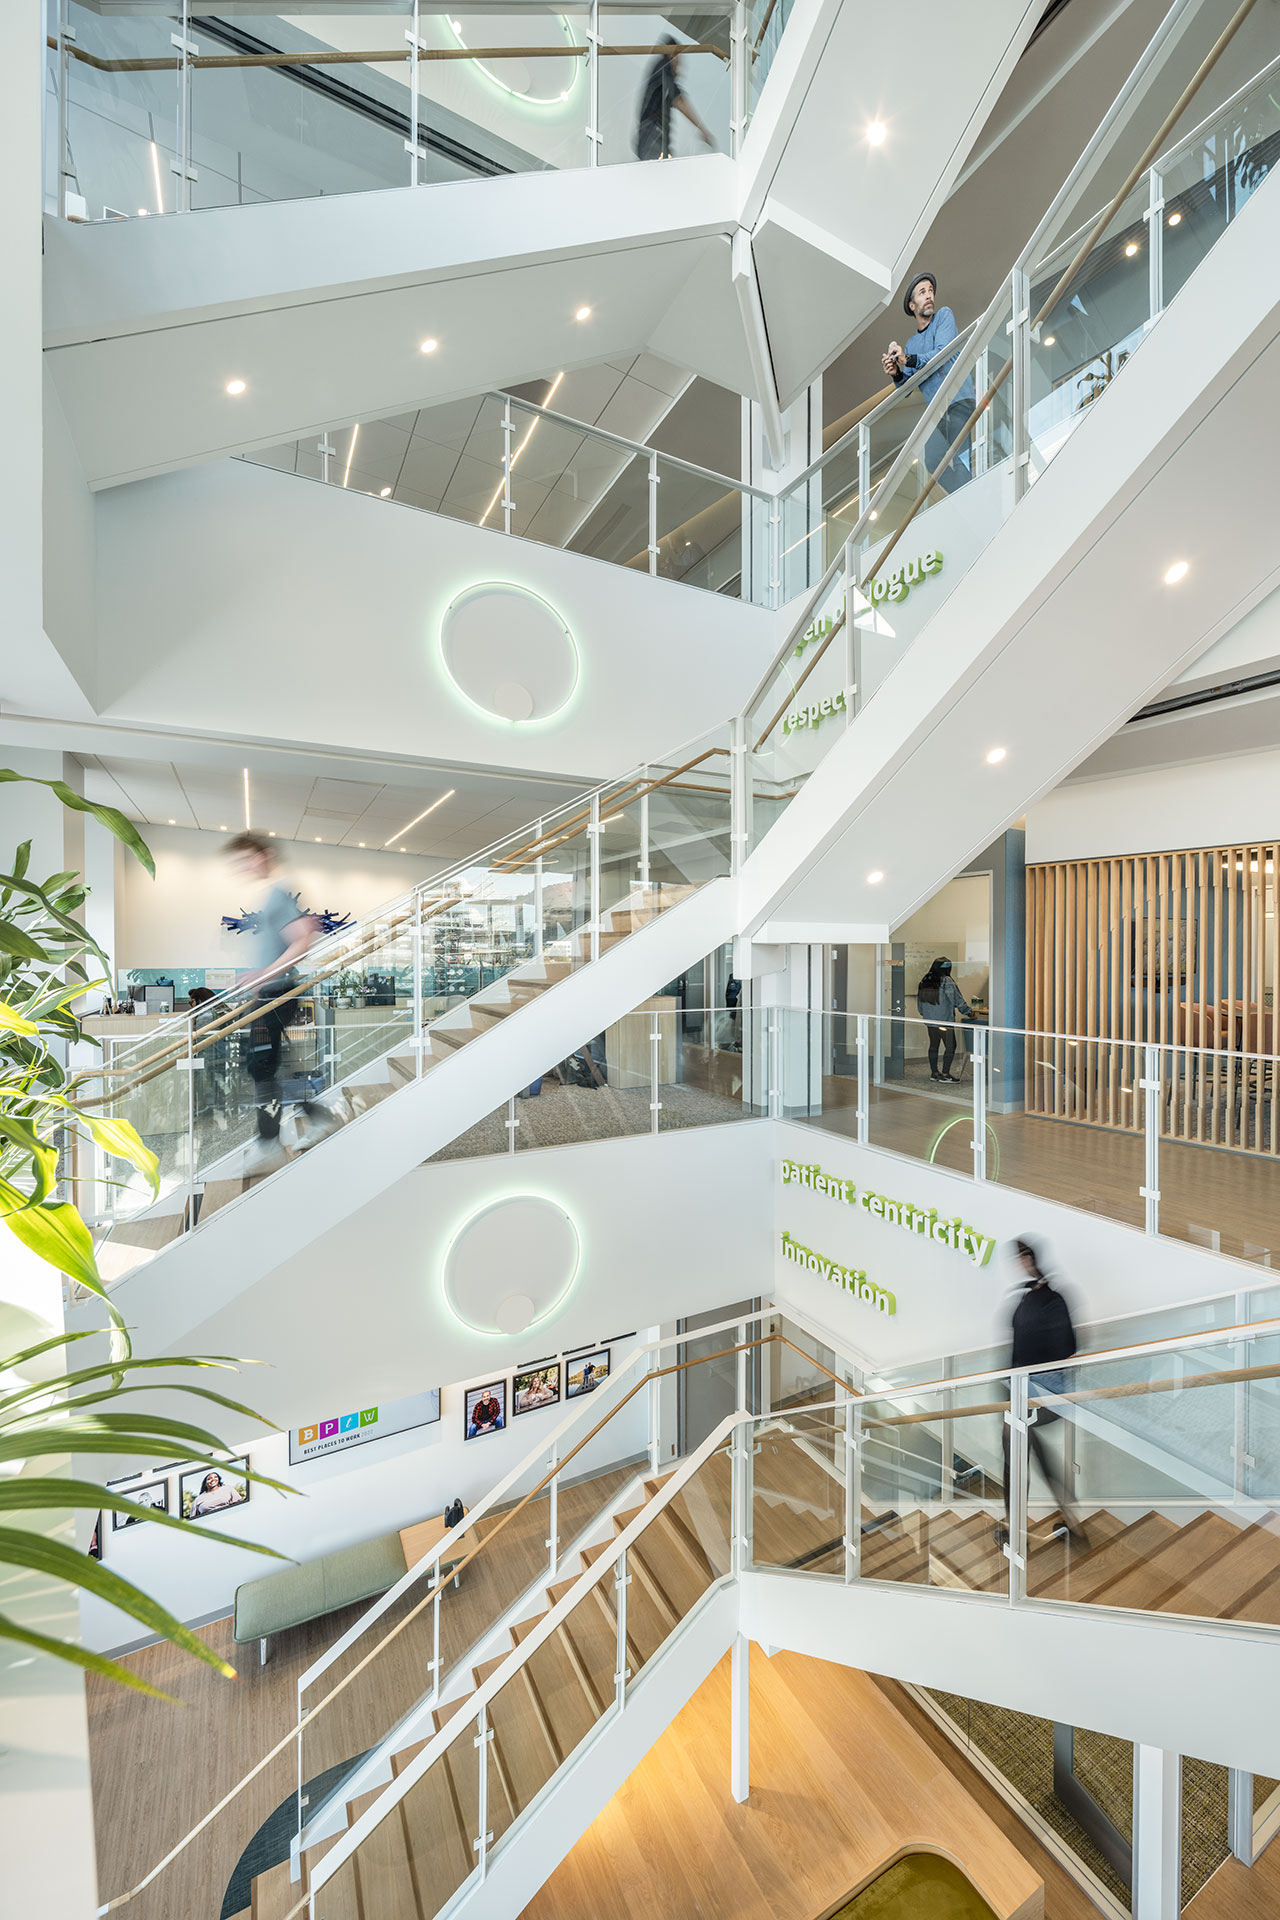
{"left": 753, "top": 608, "right": 846, "bottom": 753}
{"left": 48, "top": 37, "right": 728, "bottom": 76}
{"left": 864, "top": 1355, "right": 1280, "bottom": 1429}
{"left": 488, "top": 749, "right": 729, "bottom": 872}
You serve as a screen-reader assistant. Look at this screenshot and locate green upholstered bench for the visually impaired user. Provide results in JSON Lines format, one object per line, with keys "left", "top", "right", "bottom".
{"left": 233, "top": 1530, "right": 408, "bottom": 1665}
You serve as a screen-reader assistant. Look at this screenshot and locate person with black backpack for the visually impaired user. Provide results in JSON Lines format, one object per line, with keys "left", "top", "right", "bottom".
{"left": 916, "top": 955, "right": 972, "bottom": 1082}
{"left": 994, "top": 1238, "right": 1086, "bottom": 1550}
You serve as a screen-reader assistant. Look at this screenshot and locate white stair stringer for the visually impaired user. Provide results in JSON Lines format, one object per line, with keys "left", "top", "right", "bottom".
{"left": 78, "top": 876, "right": 740, "bottom": 1353}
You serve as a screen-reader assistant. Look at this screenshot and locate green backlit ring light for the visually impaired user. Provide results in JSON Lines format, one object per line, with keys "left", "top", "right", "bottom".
{"left": 444, "top": 13, "right": 581, "bottom": 105}
{"left": 927, "top": 1113, "right": 1001, "bottom": 1183}
{"left": 441, "top": 1194, "right": 581, "bottom": 1336}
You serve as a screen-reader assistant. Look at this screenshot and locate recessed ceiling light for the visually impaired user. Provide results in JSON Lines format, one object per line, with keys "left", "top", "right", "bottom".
{"left": 268, "top": 831, "right": 276, "bottom": 837}
{"left": 358, "top": 842, "right": 365, "bottom": 848}
{"left": 1124, "top": 242, "right": 1138, "bottom": 257}
{"left": 867, "top": 121, "right": 886, "bottom": 146}
{"left": 868, "top": 509, "right": 878, "bottom": 521}
{"left": 1043, "top": 334, "right": 1056, "bottom": 346}
{"left": 384, "top": 789, "right": 454, "bottom": 848}
{"left": 315, "top": 836, "right": 321, "bottom": 842}
{"left": 575, "top": 305, "right": 592, "bottom": 322}
{"left": 137, "top": 208, "right": 149, "bottom": 218}
{"left": 1163, "top": 559, "right": 1189, "bottom": 585}
{"left": 225, "top": 378, "right": 247, "bottom": 396}
{"left": 220, "top": 825, "right": 228, "bottom": 832}
{"left": 986, "top": 746, "right": 1007, "bottom": 765}
{"left": 1167, "top": 211, "right": 1182, "bottom": 227}
{"left": 168, "top": 817, "right": 175, "bottom": 824}
{"left": 867, "top": 870, "right": 884, "bottom": 884}
{"left": 380, "top": 486, "right": 392, "bottom": 497}
{"left": 420, "top": 338, "right": 438, "bottom": 354}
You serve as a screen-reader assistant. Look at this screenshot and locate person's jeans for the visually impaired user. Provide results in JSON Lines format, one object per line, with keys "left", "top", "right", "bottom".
{"left": 926, "top": 1024, "right": 957, "bottom": 1078}
{"left": 925, "top": 399, "right": 976, "bottom": 494}
{"left": 1001, "top": 1404, "right": 1075, "bottom": 1526}
{"left": 246, "top": 993, "right": 298, "bottom": 1138}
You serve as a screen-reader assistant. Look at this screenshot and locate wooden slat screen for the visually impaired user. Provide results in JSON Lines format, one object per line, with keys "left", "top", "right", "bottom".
{"left": 1026, "top": 844, "right": 1279, "bottom": 1156}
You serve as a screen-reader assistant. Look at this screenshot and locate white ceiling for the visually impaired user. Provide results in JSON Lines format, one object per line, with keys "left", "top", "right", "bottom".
{"left": 80, "top": 755, "right": 587, "bottom": 862}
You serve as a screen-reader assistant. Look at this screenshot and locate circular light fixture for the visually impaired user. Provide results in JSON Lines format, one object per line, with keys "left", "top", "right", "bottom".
{"left": 575, "top": 305, "right": 592, "bottom": 322}
{"left": 440, "top": 582, "right": 579, "bottom": 725}
{"left": 1163, "top": 560, "right": 1189, "bottom": 586}
{"left": 380, "top": 486, "right": 392, "bottom": 497}
{"left": 442, "top": 1195, "right": 580, "bottom": 1336}
{"left": 986, "top": 746, "right": 1007, "bottom": 765}
{"left": 1043, "top": 334, "right": 1056, "bottom": 346}
{"left": 867, "top": 870, "right": 885, "bottom": 885}
{"left": 867, "top": 121, "right": 886, "bottom": 146}
{"left": 1167, "top": 211, "right": 1182, "bottom": 227}
{"left": 420, "top": 338, "right": 438, "bottom": 354}
{"left": 225, "top": 378, "right": 247, "bottom": 396}
{"left": 444, "top": 12, "right": 580, "bottom": 105}
{"left": 1124, "top": 242, "right": 1139, "bottom": 258}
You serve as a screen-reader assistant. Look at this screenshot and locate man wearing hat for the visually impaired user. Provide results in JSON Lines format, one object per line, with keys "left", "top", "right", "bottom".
{"left": 882, "top": 270, "right": 975, "bottom": 493}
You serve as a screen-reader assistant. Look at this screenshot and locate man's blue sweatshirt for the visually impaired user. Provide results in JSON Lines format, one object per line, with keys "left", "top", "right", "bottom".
{"left": 892, "top": 306, "right": 975, "bottom": 407}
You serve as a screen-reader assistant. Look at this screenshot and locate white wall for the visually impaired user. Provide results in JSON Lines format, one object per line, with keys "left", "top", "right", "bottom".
{"left": 1173, "top": 577, "right": 1280, "bottom": 691}
{"left": 116, "top": 823, "right": 447, "bottom": 974}
{"left": 78, "top": 1332, "right": 650, "bottom": 1656}
{"left": 93, "top": 461, "right": 781, "bottom": 783}
{"left": 1025, "top": 745, "right": 1280, "bottom": 864}
{"left": 42, "top": 368, "right": 97, "bottom": 705}
{"left": 771, "top": 1121, "right": 1262, "bottom": 1373}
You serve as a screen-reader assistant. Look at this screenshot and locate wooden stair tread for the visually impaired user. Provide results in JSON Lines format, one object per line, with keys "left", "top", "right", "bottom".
{"left": 516, "top": 1614, "right": 605, "bottom": 1758}
{"left": 346, "top": 1792, "right": 420, "bottom": 1920}
{"left": 1084, "top": 1511, "right": 1242, "bottom": 1614}
{"left": 1032, "top": 1511, "right": 1179, "bottom": 1602}
{"left": 580, "top": 1542, "right": 672, "bottom": 1666}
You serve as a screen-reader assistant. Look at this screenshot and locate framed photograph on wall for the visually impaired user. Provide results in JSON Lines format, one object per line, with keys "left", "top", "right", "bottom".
{"left": 110, "top": 1479, "right": 170, "bottom": 1531}
{"left": 180, "top": 1456, "right": 250, "bottom": 1521}
{"left": 88, "top": 1513, "right": 103, "bottom": 1560}
{"left": 512, "top": 1363, "right": 561, "bottom": 1417}
{"left": 566, "top": 1349, "right": 610, "bottom": 1399}
{"left": 464, "top": 1382, "right": 507, "bottom": 1440}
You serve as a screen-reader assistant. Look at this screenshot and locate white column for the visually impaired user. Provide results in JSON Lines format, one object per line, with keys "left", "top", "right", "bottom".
{"left": 82, "top": 811, "right": 120, "bottom": 1005}
{"left": 730, "top": 1632, "right": 750, "bottom": 1804}
{"left": 1133, "top": 1745, "right": 1180, "bottom": 1920}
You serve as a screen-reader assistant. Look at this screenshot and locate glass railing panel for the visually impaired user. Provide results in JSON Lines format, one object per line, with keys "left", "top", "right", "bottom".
{"left": 1152, "top": 1041, "right": 1277, "bottom": 1268}
{"left": 416, "top": 10, "right": 591, "bottom": 179}
{"left": 427, "top": 393, "right": 511, "bottom": 529}
{"left": 745, "top": 0, "right": 793, "bottom": 118}
{"left": 1158, "top": 68, "right": 1280, "bottom": 307}
{"left": 744, "top": 565, "right": 848, "bottom": 843}
{"left": 654, "top": 456, "right": 741, "bottom": 593}
{"left": 815, "top": 433, "right": 863, "bottom": 573}
{"left": 658, "top": 1003, "right": 756, "bottom": 1131}
{"left": 57, "top": 3, "right": 181, "bottom": 224}
{"left": 561, "top": 444, "right": 651, "bottom": 568}
{"left": 187, "top": 8, "right": 415, "bottom": 213}
{"left": 858, "top": 1379, "right": 1009, "bottom": 1595}
{"left": 644, "top": 728, "right": 733, "bottom": 893}
{"left": 510, "top": 411, "right": 631, "bottom": 551}
{"left": 751, "top": 1407, "right": 845, "bottom": 1576}
{"left": 627, "top": 1447, "right": 732, "bottom": 1690}
{"left": 315, "top": 1715, "right": 479, "bottom": 1920}
{"left": 863, "top": 1013, "right": 972, "bottom": 1172}
{"left": 514, "top": 1010, "right": 651, "bottom": 1143}
{"left": 598, "top": 11, "right": 731, "bottom": 166}
{"left": 984, "top": 1027, "right": 1146, "bottom": 1233}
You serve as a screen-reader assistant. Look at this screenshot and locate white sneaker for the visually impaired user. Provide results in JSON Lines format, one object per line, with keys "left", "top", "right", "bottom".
{"left": 290, "top": 1105, "right": 344, "bottom": 1153}
{"left": 241, "top": 1137, "right": 289, "bottom": 1177}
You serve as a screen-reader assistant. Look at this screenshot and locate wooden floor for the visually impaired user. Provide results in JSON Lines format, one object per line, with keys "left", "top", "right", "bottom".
{"left": 521, "top": 1647, "right": 1044, "bottom": 1920}
{"left": 1185, "top": 1832, "right": 1280, "bottom": 1920}
{"left": 86, "top": 1468, "right": 634, "bottom": 1918}
{"left": 805, "top": 1078, "right": 1280, "bottom": 1265}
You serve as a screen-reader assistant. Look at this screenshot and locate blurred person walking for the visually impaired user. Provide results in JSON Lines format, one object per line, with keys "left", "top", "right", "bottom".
{"left": 634, "top": 36, "right": 715, "bottom": 160}
{"left": 995, "top": 1238, "right": 1085, "bottom": 1550}
{"left": 223, "top": 833, "right": 335, "bottom": 1173}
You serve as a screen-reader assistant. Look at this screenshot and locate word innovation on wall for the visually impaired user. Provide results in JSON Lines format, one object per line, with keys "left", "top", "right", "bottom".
{"left": 780, "top": 1159, "right": 996, "bottom": 1268}
{"left": 779, "top": 1232, "right": 896, "bottom": 1314}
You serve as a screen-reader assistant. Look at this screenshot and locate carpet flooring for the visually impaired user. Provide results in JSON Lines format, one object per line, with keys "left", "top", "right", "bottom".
{"left": 426, "top": 1081, "right": 747, "bottom": 1161}
{"left": 221, "top": 1754, "right": 369, "bottom": 1918}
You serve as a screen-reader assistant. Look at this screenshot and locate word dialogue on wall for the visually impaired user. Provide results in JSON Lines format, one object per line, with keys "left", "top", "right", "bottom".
{"left": 779, "top": 1233, "right": 896, "bottom": 1315}
{"left": 779, "top": 1159, "right": 997, "bottom": 1269}
{"left": 862, "top": 547, "right": 943, "bottom": 607}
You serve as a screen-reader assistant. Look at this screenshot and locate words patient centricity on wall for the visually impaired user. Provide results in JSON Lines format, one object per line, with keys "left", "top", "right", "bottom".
{"left": 780, "top": 1158, "right": 997, "bottom": 1269}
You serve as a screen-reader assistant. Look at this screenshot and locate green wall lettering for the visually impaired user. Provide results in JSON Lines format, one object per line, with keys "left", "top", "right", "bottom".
{"left": 779, "top": 1158, "right": 996, "bottom": 1269}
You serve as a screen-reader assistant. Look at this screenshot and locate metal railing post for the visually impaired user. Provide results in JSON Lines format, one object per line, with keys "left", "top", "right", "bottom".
{"left": 547, "top": 1449, "right": 559, "bottom": 1576}
{"left": 730, "top": 714, "right": 748, "bottom": 877}
{"left": 1229, "top": 1769, "right": 1256, "bottom": 1866}
{"left": 1005, "top": 1369, "right": 1029, "bottom": 1605}
{"left": 972, "top": 1026, "right": 988, "bottom": 1180}
{"left": 768, "top": 495, "right": 781, "bottom": 608}
{"left": 1233, "top": 1289, "right": 1250, "bottom": 1505}
{"left": 844, "top": 1394, "right": 861, "bottom": 1583}
{"left": 856, "top": 421, "right": 870, "bottom": 550}
{"left": 730, "top": 0, "right": 748, "bottom": 157}
{"left": 405, "top": 0, "right": 421, "bottom": 185}
{"left": 429, "top": 1588, "right": 441, "bottom": 1704}
{"left": 731, "top": 1418, "right": 752, "bottom": 1575}
{"left": 184, "top": 1012, "right": 196, "bottom": 1232}
{"left": 474, "top": 1709, "right": 493, "bottom": 1879}
{"left": 843, "top": 534, "right": 860, "bottom": 723}
{"left": 648, "top": 452, "right": 659, "bottom": 575}
{"left": 506, "top": 1094, "right": 518, "bottom": 1154}
{"left": 1147, "top": 163, "right": 1164, "bottom": 321}
{"left": 316, "top": 433, "right": 335, "bottom": 483}
{"left": 533, "top": 818, "right": 544, "bottom": 957}
{"left": 614, "top": 1547, "right": 630, "bottom": 1708}
{"left": 502, "top": 398, "right": 514, "bottom": 535}
{"left": 589, "top": 792, "right": 601, "bottom": 960}
{"left": 638, "top": 772, "right": 650, "bottom": 890}
{"left": 1010, "top": 265, "right": 1031, "bottom": 502}
{"left": 648, "top": 1348, "right": 662, "bottom": 1473}
{"left": 972, "top": 348, "right": 990, "bottom": 475}
{"left": 412, "top": 894, "right": 423, "bottom": 1079}
{"left": 55, "top": 0, "right": 71, "bottom": 220}
{"left": 650, "top": 1011, "right": 661, "bottom": 1134}
{"left": 768, "top": 1010, "right": 781, "bottom": 1118}
{"left": 587, "top": 0, "right": 601, "bottom": 165}
{"left": 855, "top": 1013, "right": 869, "bottom": 1146}
{"left": 1142, "top": 1041, "right": 1161, "bottom": 1235}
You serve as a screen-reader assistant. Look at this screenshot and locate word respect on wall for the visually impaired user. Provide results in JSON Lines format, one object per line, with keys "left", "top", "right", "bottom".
{"left": 780, "top": 1159, "right": 996, "bottom": 1269}
{"left": 783, "top": 687, "right": 847, "bottom": 736}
